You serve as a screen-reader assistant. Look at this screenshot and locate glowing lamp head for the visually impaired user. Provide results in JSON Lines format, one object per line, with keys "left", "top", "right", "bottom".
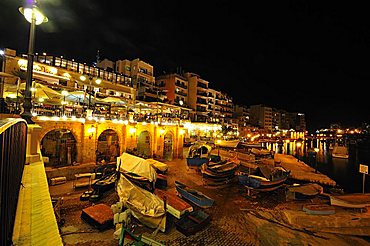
{"left": 19, "top": 6, "right": 48, "bottom": 25}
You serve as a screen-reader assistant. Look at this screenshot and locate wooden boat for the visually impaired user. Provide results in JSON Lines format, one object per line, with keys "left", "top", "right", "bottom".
{"left": 331, "top": 145, "right": 349, "bottom": 159}
{"left": 186, "top": 143, "right": 212, "bottom": 168}
{"left": 205, "top": 160, "right": 239, "bottom": 174}
{"left": 175, "top": 181, "right": 215, "bottom": 208}
{"left": 91, "top": 172, "right": 117, "bottom": 193}
{"left": 327, "top": 193, "right": 370, "bottom": 209}
{"left": 154, "top": 189, "right": 193, "bottom": 219}
{"left": 216, "top": 139, "right": 240, "bottom": 148}
{"left": 155, "top": 173, "right": 168, "bottom": 189}
{"left": 175, "top": 210, "right": 211, "bottom": 236}
{"left": 286, "top": 183, "right": 323, "bottom": 201}
{"left": 302, "top": 204, "right": 336, "bottom": 215}
{"left": 237, "top": 165, "right": 290, "bottom": 192}
{"left": 120, "top": 171, "right": 154, "bottom": 192}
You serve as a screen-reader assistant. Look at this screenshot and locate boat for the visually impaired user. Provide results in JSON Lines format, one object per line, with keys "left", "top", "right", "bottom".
{"left": 186, "top": 143, "right": 212, "bottom": 168}
{"left": 175, "top": 210, "right": 211, "bottom": 236}
{"left": 117, "top": 153, "right": 157, "bottom": 192}
{"left": 216, "top": 139, "right": 240, "bottom": 148}
{"left": 326, "top": 193, "right": 370, "bottom": 209}
{"left": 237, "top": 165, "right": 290, "bottom": 192}
{"left": 302, "top": 204, "right": 336, "bottom": 215}
{"left": 120, "top": 170, "right": 154, "bottom": 192}
{"left": 331, "top": 145, "right": 349, "bottom": 159}
{"left": 154, "top": 188, "right": 193, "bottom": 219}
{"left": 116, "top": 175, "right": 166, "bottom": 232}
{"left": 286, "top": 183, "right": 323, "bottom": 201}
{"left": 174, "top": 181, "right": 215, "bottom": 208}
{"left": 240, "top": 142, "right": 262, "bottom": 148}
{"left": 91, "top": 172, "right": 117, "bottom": 193}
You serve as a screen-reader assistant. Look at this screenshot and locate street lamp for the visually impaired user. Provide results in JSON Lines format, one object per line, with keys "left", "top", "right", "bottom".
{"left": 296, "top": 141, "right": 302, "bottom": 162}
{"left": 19, "top": 1, "right": 48, "bottom": 123}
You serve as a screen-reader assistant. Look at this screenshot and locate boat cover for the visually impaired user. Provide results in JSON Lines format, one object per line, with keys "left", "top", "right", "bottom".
{"left": 145, "top": 158, "right": 168, "bottom": 173}
{"left": 117, "top": 153, "right": 157, "bottom": 182}
{"left": 116, "top": 175, "right": 166, "bottom": 232}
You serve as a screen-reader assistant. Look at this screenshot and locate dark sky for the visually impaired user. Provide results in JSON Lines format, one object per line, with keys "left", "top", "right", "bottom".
{"left": 1, "top": 0, "right": 370, "bottom": 132}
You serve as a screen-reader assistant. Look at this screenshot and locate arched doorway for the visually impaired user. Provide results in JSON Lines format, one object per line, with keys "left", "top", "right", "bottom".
{"left": 137, "top": 131, "right": 151, "bottom": 158}
{"left": 97, "top": 129, "right": 120, "bottom": 164}
{"left": 41, "top": 129, "right": 77, "bottom": 167}
{"left": 163, "top": 132, "right": 173, "bottom": 161}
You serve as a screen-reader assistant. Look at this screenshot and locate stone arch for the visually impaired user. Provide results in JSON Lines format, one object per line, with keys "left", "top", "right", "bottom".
{"left": 40, "top": 128, "right": 77, "bottom": 167}
{"left": 137, "top": 130, "right": 152, "bottom": 158}
{"left": 96, "top": 129, "right": 120, "bottom": 164}
{"left": 163, "top": 131, "right": 174, "bottom": 161}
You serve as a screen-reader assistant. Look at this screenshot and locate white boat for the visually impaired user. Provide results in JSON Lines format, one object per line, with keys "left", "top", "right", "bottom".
{"left": 332, "top": 145, "right": 349, "bottom": 159}
{"left": 216, "top": 139, "right": 240, "bottom": 148}
{"left": 327, "top": 193, "right": 370, "bottom": 209}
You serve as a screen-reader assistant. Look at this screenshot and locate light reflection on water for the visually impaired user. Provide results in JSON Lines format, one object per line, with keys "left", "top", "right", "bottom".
{"left": 262, "top": 139, "right": 370, "bottom": 193}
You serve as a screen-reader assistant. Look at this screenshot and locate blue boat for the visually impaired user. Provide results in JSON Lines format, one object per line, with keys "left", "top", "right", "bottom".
{"left": 175, "top": 181, "right": 215, "bottom": 208}
{"left": 237, "top": 165, "right": 290, "bottom": 192}
{"left": 186, "top": 143, "right": 212, "bottom": 168}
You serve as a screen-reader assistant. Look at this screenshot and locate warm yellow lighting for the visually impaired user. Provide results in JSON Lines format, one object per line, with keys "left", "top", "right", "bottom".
{"left": 49, "top": 67, "right": 58, "bottom": 74}
{"left": 314, "top": 148, "right": 319, "bottom": 153}
{"left": 80, "top": 75, "right": 86, "bottom": 81}
{"left": 296, "top": 142, "right": 302, "bottom": 148}
{"left": 159, "top": 129, "right": 165, "bottom": 136}
{"left": 61, "top": 90, "right": 69, "bottom": 96}
{"left": 179, "top": 129, "right": 185, "bottom": 135}
{"left": 129, "top": 127, "right": 137, "bottom": 135}
{"left": 95, "top": 78, "right": 102, "bottom": 84}
{"left": 38, "top": 98, "right": 44, "bottom": 102}
{"left": 19, "top": 6, "right": 48, "bottom": 25}
{"left": 88, "top": 127, "right": 96, "bottom": 134}
{"left": 63, "top": 72, "right": 71, "bottom": 78}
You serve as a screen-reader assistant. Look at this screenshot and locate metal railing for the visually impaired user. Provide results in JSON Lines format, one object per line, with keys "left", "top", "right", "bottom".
{"left": 0, "top": 118, "right": 27, "bottom": 246}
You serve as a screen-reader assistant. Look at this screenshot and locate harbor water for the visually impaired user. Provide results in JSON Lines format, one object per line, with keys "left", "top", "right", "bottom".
{"left": 263, "top": 136, "right": 370, "bottom": 193}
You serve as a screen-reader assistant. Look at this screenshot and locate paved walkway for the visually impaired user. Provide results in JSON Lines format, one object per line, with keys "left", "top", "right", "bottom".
{"left": 12, "top": 161, "right": 63, "bottom": 246}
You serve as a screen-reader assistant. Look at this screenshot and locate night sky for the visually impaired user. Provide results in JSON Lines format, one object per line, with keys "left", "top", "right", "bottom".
{"left": 1, "top": 0, "right": 370, "bottom": 132}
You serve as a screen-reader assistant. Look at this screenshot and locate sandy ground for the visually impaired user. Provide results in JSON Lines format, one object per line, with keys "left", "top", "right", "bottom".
{"left": 49, "top": 150, "right": 370, "bottom": 246}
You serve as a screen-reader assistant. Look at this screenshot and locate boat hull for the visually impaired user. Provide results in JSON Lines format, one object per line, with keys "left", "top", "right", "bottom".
{"left": 329, "top": 193, "right": 370, "bottom": 208}
{"left": 175, "top": 181, "right": 214, "bottom": 208}
{"left": 303, "top": 204, "right": 336, "bottom": 215}
{"left": 175, "top": 210, "right": 211, "bottom": 236}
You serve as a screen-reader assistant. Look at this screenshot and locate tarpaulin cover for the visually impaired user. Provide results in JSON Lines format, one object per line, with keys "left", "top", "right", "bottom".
{"left": 117, "top": 153, "right": 157, "bottom": 182}
{"left": 116, "top": 175, "right": 166, "bottom": 232}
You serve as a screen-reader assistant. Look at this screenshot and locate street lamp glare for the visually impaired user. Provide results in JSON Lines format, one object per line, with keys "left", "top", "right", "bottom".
{"left": 19, "top": 7, "right": 48, "bottom": 25}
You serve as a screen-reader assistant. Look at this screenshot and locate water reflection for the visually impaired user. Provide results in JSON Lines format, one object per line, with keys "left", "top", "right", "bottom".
{"left": 262, "top": 139, "right": 370, "bottom": 193}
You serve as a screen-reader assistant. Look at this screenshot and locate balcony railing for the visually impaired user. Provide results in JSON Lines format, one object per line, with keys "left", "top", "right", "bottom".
{"left": 0, "top": 118, "right": 27, "bottom": 246}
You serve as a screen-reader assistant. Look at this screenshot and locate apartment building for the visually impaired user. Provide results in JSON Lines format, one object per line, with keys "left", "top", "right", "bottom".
{"left": 155, "top": 73, "right": 188, "bottom": 107}
{"left": 249, "top": 104, "right": 273, "bottom": 131}
{"left": 184, "top": 72, "right": 209, "bottom": 122}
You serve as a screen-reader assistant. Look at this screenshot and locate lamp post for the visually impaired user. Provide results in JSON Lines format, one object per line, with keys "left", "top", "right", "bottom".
{"left": 19, "top": 1, "right": 48, "bottom": 124}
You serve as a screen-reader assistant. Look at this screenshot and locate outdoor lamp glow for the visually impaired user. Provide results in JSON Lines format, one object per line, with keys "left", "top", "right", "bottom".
{"left": 296, "top": 142, "right": 302, "bottom": 148}
{"left": 61, "top": 90, "right": 69, "bottom": 96}
{"left": 95, "top": 78, "right": 102, "bottom": 84}
{"left": 80, "top": 75, "right": 86, "bottom": 81}
{"left": 314, "top": 148, "right": 319, "bottom": 153}
{"left": 19, "top": 6, "right": 48, "bottom": 25}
